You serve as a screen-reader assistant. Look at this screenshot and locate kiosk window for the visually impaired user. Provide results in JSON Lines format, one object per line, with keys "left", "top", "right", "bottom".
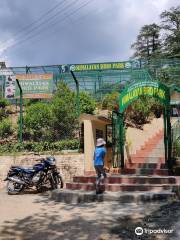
{"left": 96, "top": 129, "right": 103, "bottom": 139}
{"left": 106, "top": 124, "right": 112, "bottom": 146}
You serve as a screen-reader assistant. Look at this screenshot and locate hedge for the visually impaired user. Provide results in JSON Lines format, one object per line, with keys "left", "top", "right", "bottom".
{"left": 0, "top": 139, "right": 79, "bottom": 153}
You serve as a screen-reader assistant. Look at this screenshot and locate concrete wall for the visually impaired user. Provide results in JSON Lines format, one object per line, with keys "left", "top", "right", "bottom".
{"left": 0, "top": 154, "right": 84, "bottom": 189}
{"left": 171, "top": 91, "right": 180, "bottom": 101}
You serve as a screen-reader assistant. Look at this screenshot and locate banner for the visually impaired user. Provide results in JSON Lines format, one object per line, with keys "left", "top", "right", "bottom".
{"left": 15, "top": 73, "right": 53, "bottom": 99}
{"left": 60, "top": 60, "right": 143, "bottom": 73}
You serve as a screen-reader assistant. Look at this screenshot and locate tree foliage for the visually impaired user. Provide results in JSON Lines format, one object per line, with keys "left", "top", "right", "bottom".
{"left": 79, "top": 92, "right": 96, "bottom": 114}
{"left": 51, "top": 82, "right": 78, "bottom": 140}
{"left": 160, "top": 6, "right": 180, "bottom": 57}
{"left": 125, "top": 96, "right": 163, "bottom": 127}
{"left": 101, "top": 92, "right": 119, "bottom": 110}
{"left": 131, "top": 5, "right": 180, "bottom": 58}
{"left": 24, "top": 82, "right": 97, "bottom": 142}
{"left": 25, "top": 102, "right": 53, "bottom": 141}
{"left": 131, "top": 24, "right": 161, "bottom": 59}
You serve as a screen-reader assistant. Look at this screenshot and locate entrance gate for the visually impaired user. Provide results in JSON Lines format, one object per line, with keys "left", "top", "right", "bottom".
{"left": 112, "top": 81, "right": 172, "bottom": 169}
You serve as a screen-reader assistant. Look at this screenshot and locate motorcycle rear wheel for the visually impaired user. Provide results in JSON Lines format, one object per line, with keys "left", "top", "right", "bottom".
{"left": 7, "top": 181, "right": 24, "bottom": 195}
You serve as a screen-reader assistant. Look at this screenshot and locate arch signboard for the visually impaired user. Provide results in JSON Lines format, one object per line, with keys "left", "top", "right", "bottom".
{"left": 120, "top": 81, "right": 170, "bottom": 113}
{"left": 117, "top": 81, "right": 172, "bottom": 169}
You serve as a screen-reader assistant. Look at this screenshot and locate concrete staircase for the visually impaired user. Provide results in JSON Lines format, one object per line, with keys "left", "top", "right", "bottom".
{"left": 60, "top": 163, "right": 180, "bottom": 203}
{"left": 129, "top": 129, "right": 164, "bottom": 163}
{"left": 51, "top": 128, "right": 180, "bottom": 203}
{"left": 66, "top": 169, "right": 180, "bottom": 192}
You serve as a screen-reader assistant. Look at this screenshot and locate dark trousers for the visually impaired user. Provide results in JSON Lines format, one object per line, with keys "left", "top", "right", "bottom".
{"left": 94, "top": 165, "right": 106, "bottom": 180}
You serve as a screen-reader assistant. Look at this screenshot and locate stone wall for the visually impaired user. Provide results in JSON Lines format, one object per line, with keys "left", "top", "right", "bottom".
{"left": 0, "top": 153, "right": 84, "bottom": 189}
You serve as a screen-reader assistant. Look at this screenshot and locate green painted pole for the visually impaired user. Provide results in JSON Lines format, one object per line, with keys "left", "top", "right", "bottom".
{"left": 70, "top": 71, "right": 80, "bottom": 117}
{"left": 167, "top": 106, "right": 172, "bottom": 169}
{"left": 16, "top": 79, "right": 23, "bottom": 143}
{"left": 112, "top": 112, "right": 116, "bottom": 168}
{"left": 119, "top": 113, "right": 124, "bottom": 168}
{"left": 163, "top": 108, "right": 167, "bottom": 164}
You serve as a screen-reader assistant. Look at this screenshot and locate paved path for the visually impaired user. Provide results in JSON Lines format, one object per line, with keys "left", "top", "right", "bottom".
{"left": 0, "top": 188, "right": 179, "bottom": 240}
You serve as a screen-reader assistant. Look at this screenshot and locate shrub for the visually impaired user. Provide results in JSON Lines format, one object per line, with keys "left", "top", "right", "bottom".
{"left": 0, "top": 98, "right": 9, "bottom": 109}
{"left": 0, "top": 139, "right": 79, "bottom": 153}
{"left": 0, "top": 109, "right": 6, "bottom": 120}
{"left": 125, "top": 96, "right": 151, "bottom": 126}
{"left": 125, "top": 96, "right": 164, "bottom": 126}
{"left": 150, "top": 99, "right": 163, "bottom": 118}
{"left": 0, "top": 119, "right": 14, "bottom": 138}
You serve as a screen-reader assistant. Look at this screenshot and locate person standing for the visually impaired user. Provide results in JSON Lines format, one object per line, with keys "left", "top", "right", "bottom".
{"left": 93, "top": 138, "right": 107, "bottom": 193}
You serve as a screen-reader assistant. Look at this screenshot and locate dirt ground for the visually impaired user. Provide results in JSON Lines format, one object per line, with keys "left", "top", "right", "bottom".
{"left": 0, "top": 188, "right": 180, "bottom": 240}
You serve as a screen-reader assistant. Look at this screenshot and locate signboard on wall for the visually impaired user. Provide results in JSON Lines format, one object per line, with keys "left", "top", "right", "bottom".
{"left": 5, "top": 75, "right": 16, "bottom": 99}
{"left": 15, "top": 73, "right": 53, "bottom": 99}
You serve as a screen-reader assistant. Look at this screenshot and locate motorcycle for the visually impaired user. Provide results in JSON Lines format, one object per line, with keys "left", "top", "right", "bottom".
{"left": 4, "top": 156, "right": 63, "bottom": 194}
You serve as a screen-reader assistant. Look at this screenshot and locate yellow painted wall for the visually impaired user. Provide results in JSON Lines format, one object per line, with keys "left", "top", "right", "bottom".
{"left": 83, "top": 118, "right": 112, "bottom": 171}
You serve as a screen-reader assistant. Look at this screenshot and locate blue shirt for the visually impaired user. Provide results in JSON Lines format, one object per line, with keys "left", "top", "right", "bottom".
{"left": 93, "top": 146, "right": 106, "bottom": 166}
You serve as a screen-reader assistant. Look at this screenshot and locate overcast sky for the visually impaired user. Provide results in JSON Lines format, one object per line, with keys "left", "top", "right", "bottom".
{"left": 0, "top": 0, "right": 179, "bottom": 67}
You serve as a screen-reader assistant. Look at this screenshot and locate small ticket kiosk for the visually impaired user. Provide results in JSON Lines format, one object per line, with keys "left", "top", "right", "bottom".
{"left": 79, "top": 114, "right": 112, "bottom": 172}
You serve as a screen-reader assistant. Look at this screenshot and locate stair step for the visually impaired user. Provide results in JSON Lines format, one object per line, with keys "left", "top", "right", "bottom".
{"left": 51, "top": 189, "right": 176, "bottom": 203}
{"left": 131, "top": 157, "right": 165, "bottom": 163}
{"left": 125, "top": 163, "right": 166, "bottom": 169}
{"left": 121, "top": 168, "right": 169, "bottom": 175}
{"left": 132, "top": 153, "right": 164, "bottom": 158}
{"left": 66, "top": 182, "right": 179, "bottom": 192}
{"left": 73, "top": 176, "right": 178, "bottom": 184}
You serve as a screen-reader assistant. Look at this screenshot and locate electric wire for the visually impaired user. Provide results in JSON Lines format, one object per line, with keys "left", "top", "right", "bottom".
{"left": 0, "top": 0, "right": 79, "bottom": 51}
{"left": 4, "top": 0, "right": 97, "bottom": 59}
{"left": 3, "top": 0, "right": 93, "bottom": 54}
{"left": 0, "top": 0, "right": 67, "bottom": 48}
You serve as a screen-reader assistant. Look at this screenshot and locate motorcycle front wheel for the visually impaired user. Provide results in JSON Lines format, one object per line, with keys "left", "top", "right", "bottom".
{"left": 7, "top": 181, "right": 24, "bottom": 195}
{"left": 53, "top": 174, "right": 64, "bottom": 189}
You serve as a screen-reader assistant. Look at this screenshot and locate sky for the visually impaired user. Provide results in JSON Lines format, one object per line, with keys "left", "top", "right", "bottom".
{"left": 0, "top": 0, "right": 179, "bottom": 67}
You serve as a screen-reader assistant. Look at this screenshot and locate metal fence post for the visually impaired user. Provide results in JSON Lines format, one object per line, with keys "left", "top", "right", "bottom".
{"left": 70, "top": 71, "right": 80, "bottom": 117}
{"left": 16, "top": 79, "right": 23, "bottom": 143}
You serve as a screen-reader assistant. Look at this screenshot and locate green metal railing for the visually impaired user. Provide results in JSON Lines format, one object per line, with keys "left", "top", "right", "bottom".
{"left": 0, "top": 58, "right": 180, "bottom": 100}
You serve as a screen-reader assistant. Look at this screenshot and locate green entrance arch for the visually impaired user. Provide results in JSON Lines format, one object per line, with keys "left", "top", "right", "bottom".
{"left": 116, "top": 81, "right": 172, "bottom": 169}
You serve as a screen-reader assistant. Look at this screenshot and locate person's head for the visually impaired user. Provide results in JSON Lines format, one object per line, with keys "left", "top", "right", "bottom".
{"left": 96, "top": 138, "right": 106, "bottom": 147}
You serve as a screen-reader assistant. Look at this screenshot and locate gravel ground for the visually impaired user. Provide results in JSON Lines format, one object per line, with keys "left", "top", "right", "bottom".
{"left": 0, "top": 188, "right": 179, "bottom": 240}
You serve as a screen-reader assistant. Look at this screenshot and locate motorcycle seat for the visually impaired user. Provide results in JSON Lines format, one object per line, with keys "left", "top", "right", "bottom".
{"left": 11, "top": 165, "right": 35, "bottom": 173}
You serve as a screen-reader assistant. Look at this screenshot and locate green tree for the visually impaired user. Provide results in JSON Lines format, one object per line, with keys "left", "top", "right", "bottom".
{"left": 131, "top": 24, "right": 161, "bottom": 59}
{"left": 160, "top": 6, "right": 180, "bottom": 57}
{"left": 25, "top": 102, "right": 53, "bottom": 141}
{"left": 79, "top": 92, "right": 96, "bottom": 114}
{"left": 101, "top": 92, "right": 119, "bottom": 110}
{"left": 52, "top": 82, "right": 78, "bottom": 140}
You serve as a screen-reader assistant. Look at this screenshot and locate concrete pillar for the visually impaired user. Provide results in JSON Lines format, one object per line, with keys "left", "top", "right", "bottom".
{"left": 84, "top": 120, "right": 95, "bottom": 171}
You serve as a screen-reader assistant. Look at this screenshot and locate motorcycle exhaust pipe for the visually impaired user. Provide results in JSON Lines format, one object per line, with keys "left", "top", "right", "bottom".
{"left": 6, "top": 177, "right": 25, "bottom": 185}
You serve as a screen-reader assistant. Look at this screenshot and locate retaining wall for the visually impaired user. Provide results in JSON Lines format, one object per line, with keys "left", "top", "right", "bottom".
{"left": 0, "top": 153, "right": 84, "bottom": 189}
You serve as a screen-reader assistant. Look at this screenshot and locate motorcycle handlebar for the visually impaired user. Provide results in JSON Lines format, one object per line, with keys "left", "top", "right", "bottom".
{"left": 35, "top": 158, "right": 45, "bottom": 162}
